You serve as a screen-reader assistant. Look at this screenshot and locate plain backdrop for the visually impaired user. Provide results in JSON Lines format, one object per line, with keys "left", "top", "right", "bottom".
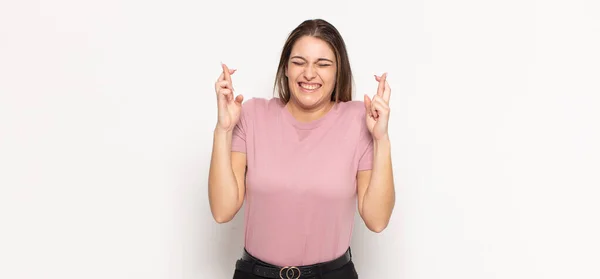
{"left": 1, "top": 0, "right": 599, "bottom": 278}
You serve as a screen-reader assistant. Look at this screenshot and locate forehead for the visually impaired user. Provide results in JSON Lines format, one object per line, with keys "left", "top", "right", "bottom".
{"left": 290, "top": 36, "right": 335, "bottom": 60}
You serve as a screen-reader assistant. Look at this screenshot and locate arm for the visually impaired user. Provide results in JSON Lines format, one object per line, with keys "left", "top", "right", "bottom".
{"left": 208, "top": 129, "right": 247, "bottom": 223}
{"left": 359, "top": 72, "right": 395, "bottom": 232}
{"left": 208, "top": 63, "right": 247, "bottom": 223}
{"left": 357, "top": 136, "right": 395, "bottom": 233}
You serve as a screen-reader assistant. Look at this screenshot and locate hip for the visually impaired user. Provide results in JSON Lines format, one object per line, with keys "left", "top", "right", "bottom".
{"left": 233, "top": 247, "right": 358, "bottom": 279}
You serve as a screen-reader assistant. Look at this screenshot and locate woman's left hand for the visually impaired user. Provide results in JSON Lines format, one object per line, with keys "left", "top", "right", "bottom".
{"left": 364, "top": 73, "right": 391, "bottom": 141}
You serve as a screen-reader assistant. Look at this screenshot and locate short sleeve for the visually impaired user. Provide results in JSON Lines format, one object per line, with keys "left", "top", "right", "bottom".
{"left": 357, "top": 116, "right": 374, "bottom": 171}
{"left": 231, "top": 99, "right": 253, "bottom": 153}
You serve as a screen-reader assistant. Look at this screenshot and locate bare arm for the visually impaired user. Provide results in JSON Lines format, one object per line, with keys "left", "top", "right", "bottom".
{"left": 208, "top": 128, "right": 247, "bottom": 223}
{"left": 358, "top": 72, "right": 395, "bottom": 233}
{"left": 357, "top": 137, "right": 395, "bottom": 233}
{"left": 208, "top": 63, "right": 246, "bottom": 223}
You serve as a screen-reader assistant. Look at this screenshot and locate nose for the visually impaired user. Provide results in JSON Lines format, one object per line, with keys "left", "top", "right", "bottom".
{"left": 303, "top": 64, "right": 316, "bottom": 80}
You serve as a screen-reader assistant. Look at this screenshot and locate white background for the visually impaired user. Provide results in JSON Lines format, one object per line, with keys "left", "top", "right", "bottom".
{"left": 1, "top": 0, "right": 599, "bottom": 278}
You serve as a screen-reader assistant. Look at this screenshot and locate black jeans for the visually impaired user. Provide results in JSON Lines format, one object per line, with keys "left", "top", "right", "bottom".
{"left": 232, "top": 261, "right": 358, "bottom": 279}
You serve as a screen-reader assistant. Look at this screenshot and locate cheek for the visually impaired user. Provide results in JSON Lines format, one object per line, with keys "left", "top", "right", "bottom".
{"left": 287, "top": 67, "right": 301, "bottom": 79}
{"left": 323, "top": 70, "right": 337, "bottom": 86}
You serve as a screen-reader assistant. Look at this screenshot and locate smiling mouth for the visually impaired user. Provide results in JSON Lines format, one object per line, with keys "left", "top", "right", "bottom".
{"left": 298, "top": 82, "right": 322, "bottom": 90}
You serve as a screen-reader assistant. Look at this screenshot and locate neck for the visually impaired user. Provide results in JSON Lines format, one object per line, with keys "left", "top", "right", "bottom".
{"left": 286, "top": 99, "right": 335, "bottom": 123}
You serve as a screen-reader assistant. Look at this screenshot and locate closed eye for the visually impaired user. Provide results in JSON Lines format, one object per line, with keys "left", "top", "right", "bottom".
{"left": 291, "top": 59, "right": 332, "bottom": 67}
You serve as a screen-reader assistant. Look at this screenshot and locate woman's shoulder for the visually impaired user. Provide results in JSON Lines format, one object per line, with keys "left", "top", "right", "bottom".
{"left": 241, "top": 97, "right": 284, "bottom": 118}
{"left": 337, "top": 100, "right": 368, "bottom": 118}
{"left": 243, "top": 97, "right": 283, "bottom": 108}
{"left": 332, "top": 100, "right": 370, "bottom": 133}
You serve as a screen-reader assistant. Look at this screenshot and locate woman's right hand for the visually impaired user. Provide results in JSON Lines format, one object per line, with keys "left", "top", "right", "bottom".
{"left": 215, "top": 63, "right": 244, "bottom": 132}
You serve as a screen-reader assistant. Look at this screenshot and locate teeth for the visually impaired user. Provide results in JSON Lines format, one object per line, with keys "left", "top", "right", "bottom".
{"left": 300, "top": 83, "right": 321, "bottom": 90}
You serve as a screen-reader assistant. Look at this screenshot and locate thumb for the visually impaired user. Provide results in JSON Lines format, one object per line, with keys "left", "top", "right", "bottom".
{"left": 235, "top": 94, "right": 244, "bottom": 104}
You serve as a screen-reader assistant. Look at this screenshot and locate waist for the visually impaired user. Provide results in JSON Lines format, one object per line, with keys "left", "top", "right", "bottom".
{"left": 235, "top": 247, "right": 353, "bottom": 279}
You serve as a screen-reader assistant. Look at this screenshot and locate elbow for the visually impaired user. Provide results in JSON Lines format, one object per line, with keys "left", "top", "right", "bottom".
{"left": 212, "top": 212, "right": 234, "bottom": 224}
{"left": 208, "top": 184, "right": 240, "bottom": 224}
{"left": 360, "top": 207, "right": 392, "bottom": 233}
{"left": 214, "top": 216, "right": 232, "bottom": 224}
{"left": 210, "top": 200, "right": 241, "bottom": 224}
{"left": 366, "top": 221, "right": 389, "bottom": 233}
{"left": 361, "top": 212, "right": 390, "bottom": 233}
{"left": 209, "top": 200, "right": 236, "bottom": 224}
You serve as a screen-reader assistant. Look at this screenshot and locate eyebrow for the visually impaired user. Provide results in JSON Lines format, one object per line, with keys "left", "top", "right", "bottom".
{"left": 290, "top": 56, "right": 334, "bottom": 63}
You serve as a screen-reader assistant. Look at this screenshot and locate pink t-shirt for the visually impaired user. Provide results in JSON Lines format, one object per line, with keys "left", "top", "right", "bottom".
{"left": 231, "top": 97, "right": 373, "bottom": 266}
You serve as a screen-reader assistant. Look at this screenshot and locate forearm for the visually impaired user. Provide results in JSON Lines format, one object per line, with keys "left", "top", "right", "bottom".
{"left": 208, "top": 128, "right": 240, "bottom": 223}
{"left": 362, "top": 136, "right": 395, "bottom": 232}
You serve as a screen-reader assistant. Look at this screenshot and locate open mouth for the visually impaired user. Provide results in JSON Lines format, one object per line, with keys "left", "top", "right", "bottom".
{"left": 298, "top": 82, "right": 322, "bottom": 91}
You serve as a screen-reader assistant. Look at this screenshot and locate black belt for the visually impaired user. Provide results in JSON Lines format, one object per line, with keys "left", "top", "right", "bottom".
{"left": 235, "top": 248, "right": 352, "bottom": 279}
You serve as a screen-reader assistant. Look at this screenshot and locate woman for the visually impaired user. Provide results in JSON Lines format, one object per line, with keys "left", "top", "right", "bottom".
{"left": 209, "top": 19, "right": 395, "bottom": 279}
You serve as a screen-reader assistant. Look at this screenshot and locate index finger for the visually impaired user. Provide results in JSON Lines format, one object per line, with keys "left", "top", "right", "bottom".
{"left": 383, "top": 80, "right": 391, "bottom": 102}
{"left": 221, "top": 63, "right": 232, "bottom": 83}
{"left": 376, "top": 73, "right": 387, "bottom": 97}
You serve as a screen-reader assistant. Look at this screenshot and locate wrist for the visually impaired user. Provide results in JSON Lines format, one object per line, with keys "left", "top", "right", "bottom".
{"left": 373, "top": 134, "right": 390, "bottom": 144}
{"left": 214, "top": 125, "right": 233, "bottom": 137}
{"left": 373, "top": 136, "right": 391, "bottom": 158}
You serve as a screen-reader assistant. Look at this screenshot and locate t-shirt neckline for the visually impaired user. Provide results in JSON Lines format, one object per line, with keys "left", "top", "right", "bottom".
{"left": 280, "top": 99, "right": 340, "bottom": 130}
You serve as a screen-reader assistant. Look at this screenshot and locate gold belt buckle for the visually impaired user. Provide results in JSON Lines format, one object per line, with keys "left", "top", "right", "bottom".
{"left": 279, "top": 266, "right": 301, "bottom": 279}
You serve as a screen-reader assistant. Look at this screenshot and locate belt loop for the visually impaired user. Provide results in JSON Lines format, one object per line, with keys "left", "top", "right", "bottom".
{"left": 349, "top": 247, "right": 352, "bottom": 259}
{"left": 317, "top": 264, "right": 324, "bottom": 279}
{"left": 250, "top": 260, "right": 258, "bottom": 276}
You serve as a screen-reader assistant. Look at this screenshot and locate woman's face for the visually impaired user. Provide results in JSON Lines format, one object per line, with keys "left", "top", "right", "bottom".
{"left": 285, "top": 36, "right": 337, "bottom": 109}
